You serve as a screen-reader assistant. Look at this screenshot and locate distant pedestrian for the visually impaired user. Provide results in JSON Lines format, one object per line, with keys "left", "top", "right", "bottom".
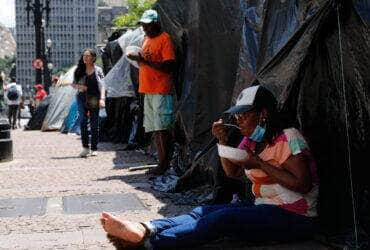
{"left": 4, "top": 80, "right": 23, "bottom": 129}
{"left": 34, "top": 84, "right": 48, "bottom": 107}
{"left": 0, "top": 72, "right": 5, "bottom": 113}
{"left": 73, "top": 48, "right": 106, "bottom": 158}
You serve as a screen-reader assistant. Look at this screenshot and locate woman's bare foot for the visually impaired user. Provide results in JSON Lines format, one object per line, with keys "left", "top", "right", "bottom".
{"left": 100, "top": 212, "right": 147, "bottom": 244}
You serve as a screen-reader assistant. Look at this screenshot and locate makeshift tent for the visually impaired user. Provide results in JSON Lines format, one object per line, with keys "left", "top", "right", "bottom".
{"left": 152, "top": 0, "right": 370, "bottom": 245}
{"left": 101, "top": 28, "right": 145, "bottom": 144}
{"left": 60, "top": 98, "right": 81, "bottom": 134}
{"left": 103, "top": 27, "right": 144, "bottom": 98}
{"left": 41, "top": 66, "right": 77, "bottom": 131}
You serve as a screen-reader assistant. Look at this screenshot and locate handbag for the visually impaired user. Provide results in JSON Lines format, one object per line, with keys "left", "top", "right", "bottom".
{"left": 82, "top": 68, "right": 103, "bottom": 110}
{"left": 85, "top": 94, "right": 100, "bottom": 110}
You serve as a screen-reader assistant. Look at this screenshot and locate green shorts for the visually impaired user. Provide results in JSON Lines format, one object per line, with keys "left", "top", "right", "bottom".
{"left": 144, "top": 94, "right": 173, "bottom": 132}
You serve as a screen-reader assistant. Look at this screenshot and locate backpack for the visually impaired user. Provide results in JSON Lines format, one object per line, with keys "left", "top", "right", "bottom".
{"left": 7, "top": 85, "right": 19, "bottom": 101}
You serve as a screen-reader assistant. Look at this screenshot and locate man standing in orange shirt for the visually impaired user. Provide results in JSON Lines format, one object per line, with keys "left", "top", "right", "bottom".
{"left": 128, "top": 9, "right": 176, "bottom": 175}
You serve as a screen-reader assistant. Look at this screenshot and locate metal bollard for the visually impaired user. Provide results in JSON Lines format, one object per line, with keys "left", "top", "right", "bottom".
{"left": 0, "top": 119, "right": 13, "bottom": 162}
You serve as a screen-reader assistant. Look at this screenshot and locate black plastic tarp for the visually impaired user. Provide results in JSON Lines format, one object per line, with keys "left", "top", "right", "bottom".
{"left": 25, "top": 96, "right": 51, "bottom": 130}
{"left": 154, "top": 0, "right": 370, "bottom": 240}
{"left": 257, "top": 1, "right": 370, "bottom": 238}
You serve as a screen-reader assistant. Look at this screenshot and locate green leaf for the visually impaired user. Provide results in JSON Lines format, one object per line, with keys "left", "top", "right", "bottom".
{"left": 114, "top": 0, "right": 157, "bottom": 28}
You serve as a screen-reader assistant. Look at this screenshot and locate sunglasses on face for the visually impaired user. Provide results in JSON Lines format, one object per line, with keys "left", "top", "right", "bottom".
{"left": 234, "top": 112, "right": 256, "bottom": 121}
{"left": 234, "top": 114, "right": 243, "bottom": 120}
{"left": 234, "top": 113, "right": 249, "bottom": 120}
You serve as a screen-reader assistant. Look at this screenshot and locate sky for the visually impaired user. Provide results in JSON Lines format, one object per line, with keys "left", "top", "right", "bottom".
{"left": 0, "top": 0, "right": 15, "bottom": 27}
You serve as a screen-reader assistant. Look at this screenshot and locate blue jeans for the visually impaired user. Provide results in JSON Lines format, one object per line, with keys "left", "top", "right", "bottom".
{"left": 77, "top": 96, "right": 99, "bottom": 151}
{"left": 147, "top": 202, "right": 316, "bottom": 249}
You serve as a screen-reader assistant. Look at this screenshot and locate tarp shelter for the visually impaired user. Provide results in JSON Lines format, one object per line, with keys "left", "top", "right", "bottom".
{"left": 153, "top": 0, "right": 370, "bottom": 244}
{"left": 60, "top": 98, "right": 81, "bottom": 135}
{"left": 101, "top": 28, "right": 145, "bottom": 144}
{"left": 103, "top": 27, "right": 144, "bottom": 98}
{"left": 24, "top": 95, "right": 52, "bottom": 130}
{"left": 41, "top": 66, "right": 77, "bottom": 131}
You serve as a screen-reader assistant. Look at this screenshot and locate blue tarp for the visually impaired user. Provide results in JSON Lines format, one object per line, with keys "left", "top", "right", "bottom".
{"left": 61, "top": 98, "right": 81, "bottom": 135}
{"left": 356, "top": 0, "right": 370, "bottom": 23}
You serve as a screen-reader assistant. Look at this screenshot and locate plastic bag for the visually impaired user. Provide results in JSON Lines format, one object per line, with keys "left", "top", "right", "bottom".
{"left": 99, "top": 107, "right": 107, "bottom": 118}
{"left": 103, "top": 27, "right": 145, "bottom": 98}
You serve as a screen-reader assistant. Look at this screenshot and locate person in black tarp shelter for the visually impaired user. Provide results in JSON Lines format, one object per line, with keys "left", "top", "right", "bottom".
{"left": 100, "top": 85, "right": 319, "bottom": 249}
{"left": 24, "top": 95, "right": 51, "bottom": 130}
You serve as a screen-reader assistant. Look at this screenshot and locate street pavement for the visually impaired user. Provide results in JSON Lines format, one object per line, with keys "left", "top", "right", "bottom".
{"left": 0, "top": 126, "right": 192, "bottom": 249}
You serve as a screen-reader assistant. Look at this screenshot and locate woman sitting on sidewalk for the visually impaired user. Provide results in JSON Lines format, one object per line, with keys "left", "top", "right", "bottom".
{"left": 100, "top": 85, "right": 319, "bottom": 249}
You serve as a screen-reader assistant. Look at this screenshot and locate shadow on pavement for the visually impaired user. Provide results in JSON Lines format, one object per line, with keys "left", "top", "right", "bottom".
{"left": 50, "top": 156, "right": 82, "bottom": 160}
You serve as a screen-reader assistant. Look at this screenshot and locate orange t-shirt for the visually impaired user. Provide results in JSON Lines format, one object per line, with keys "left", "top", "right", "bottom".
{"left": 139, "top": 32, "right": 176, "bottom": 94}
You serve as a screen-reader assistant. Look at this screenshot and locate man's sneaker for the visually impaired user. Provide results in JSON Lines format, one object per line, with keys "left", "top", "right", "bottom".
{"left": 90, "top": 150, "right": 98, "bottom": 157}
{"left": 79, "top": 148, "right": 90, "bottom": 158}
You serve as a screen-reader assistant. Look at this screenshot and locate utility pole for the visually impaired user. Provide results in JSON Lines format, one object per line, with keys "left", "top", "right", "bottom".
{"left": 44, "top": 38, "right": 53, "bottom": 94}
{"left": 25, "top": 0, "right": 51, "bottom": 87}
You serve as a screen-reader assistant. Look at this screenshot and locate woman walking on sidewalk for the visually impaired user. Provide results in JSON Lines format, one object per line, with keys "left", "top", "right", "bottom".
{"left": 73, "top": 49, "right": 106, "bottom": 157}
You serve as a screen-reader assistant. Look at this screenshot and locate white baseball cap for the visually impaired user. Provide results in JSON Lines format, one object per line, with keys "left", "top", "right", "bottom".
{"left": 224, "top": 85, "right": 277, "bottom": 114}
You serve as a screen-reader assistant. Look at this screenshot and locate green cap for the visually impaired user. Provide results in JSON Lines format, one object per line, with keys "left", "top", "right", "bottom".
{"left": 138, "top": 9, "right": 159, "bottom": 24}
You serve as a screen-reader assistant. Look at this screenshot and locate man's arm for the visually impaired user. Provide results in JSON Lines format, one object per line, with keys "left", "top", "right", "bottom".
{"left": 140, "top": 58, "right": 176, "bottom": 74}
{"left": 127, "top": 53, "right": 175, "bottom": 74}
{"left": 128, "top": 35, "right": 176, "bottom": 74}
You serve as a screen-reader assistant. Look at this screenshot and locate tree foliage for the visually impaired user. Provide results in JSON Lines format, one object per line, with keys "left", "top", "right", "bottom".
{"left": 0, "top": 56, "right": 16, "bottom": 77}
{"left": 114, "top": 0, "right": 157, "bottom": 28}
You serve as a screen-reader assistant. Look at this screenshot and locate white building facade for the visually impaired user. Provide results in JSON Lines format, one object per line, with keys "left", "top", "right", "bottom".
{"left": 15, "top": 0, "right": 97, "bottom": 94}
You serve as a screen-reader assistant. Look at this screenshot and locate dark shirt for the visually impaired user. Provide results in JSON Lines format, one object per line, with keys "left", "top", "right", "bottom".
{"left": 77, "top": 71, "right": 101, "bottom": 100}
{"left": 86, "top": 72, "right": 100, "bottom": 97}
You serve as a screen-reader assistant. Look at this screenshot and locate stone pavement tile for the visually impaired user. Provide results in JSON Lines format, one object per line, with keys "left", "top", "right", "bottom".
{"left": 0, "top": 228, "right": 115, "bottom": 249}
{"left": 0, "top": 197, "right": 47, "bottom": 218}
{"left": 0, "top": 231, "right": 83, "bottom": 249}
{"left": 82, "top": 229, "right": 111, "bottom": 244}
{"left": 0, "top": 211, "right": 161, "bottom": 235}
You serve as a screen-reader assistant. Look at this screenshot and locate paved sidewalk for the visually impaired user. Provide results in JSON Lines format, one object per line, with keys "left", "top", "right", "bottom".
{"left": 0, "top": 128, "right": 330, "bottom": 250}
{"left": 0, "top": 129, "right": 192, "bottom": 249}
